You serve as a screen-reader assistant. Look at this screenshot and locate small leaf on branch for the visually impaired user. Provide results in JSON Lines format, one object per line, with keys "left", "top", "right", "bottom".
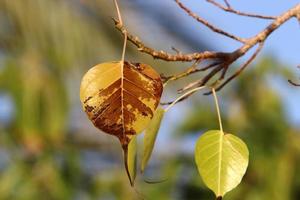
{"left": 127, "top": 135, "right": 137, "bottom": 186}
{"left": 141, "top": 107, "right": 165, "bottom": 173}
{"left": 195, "top": 130, "right": 249, "bottom": 198}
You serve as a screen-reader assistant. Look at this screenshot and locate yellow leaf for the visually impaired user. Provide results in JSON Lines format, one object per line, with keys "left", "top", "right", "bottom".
{"left": 80, "top": 61, "right": 163, "bottom": 145}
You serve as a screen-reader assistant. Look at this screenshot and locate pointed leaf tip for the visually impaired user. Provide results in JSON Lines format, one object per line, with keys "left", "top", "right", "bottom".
{"left": 195, "top": 130, "right": 249, "bottom": 198}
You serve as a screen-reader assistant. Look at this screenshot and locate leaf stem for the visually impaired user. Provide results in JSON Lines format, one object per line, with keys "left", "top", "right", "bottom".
{"left": 212, "top": 88, "right": 223, "bottom": 133}
{"left": 164, "top": 86, "right": 206, "bottom": 112}
{"left": 121, "top": 33, "right": 128, "bottom": 63}
{"left": 113, "top": 0, "right": 123, "bottom": 25}
{"left": 113, "top": 0, "right": 127, "bottom": 62}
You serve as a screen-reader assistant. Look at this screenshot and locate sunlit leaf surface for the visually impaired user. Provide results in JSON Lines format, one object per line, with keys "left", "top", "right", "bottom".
{"left": 195, "top": 130, "right": 249, "bottom": 198}
{"left": 80, "top": 61, "right": 163, "bottom": 184}
{"left": 80, "top": 61, "right": 163, "bottom": 145}
{"left": 141, "top": 107, "right": 165, "bottom": 172}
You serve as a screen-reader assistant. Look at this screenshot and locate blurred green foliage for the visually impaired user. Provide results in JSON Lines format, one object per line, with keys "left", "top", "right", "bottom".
{"left": 0, "top": 1, "right": 299, "bottom": 200}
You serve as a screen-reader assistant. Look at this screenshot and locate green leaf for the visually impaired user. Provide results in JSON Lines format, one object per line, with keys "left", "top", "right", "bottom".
{"left": 141, "top": 107, "right": 165, "bottom": 173}
{"left": 195, "top": 130, "right": 249, "bottom": 198}
{"left": 127, "top": 135, "right": 137, "bottom": 186}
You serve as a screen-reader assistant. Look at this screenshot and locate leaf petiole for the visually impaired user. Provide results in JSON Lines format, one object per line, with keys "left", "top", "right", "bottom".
{"left": 212, "top": 87, "right": 223, "bottom": 133}
{"left": 164, "top": 86, "right": 206, "bottom": 112}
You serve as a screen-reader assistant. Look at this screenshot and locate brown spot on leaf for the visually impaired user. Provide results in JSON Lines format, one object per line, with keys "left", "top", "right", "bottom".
{"left": 80, "top": 61, "right": 163, "bottom": 186}
{"left": 85, "top": 105, "right": 94, "bottom": 112}
{"left": 141, "top": 111, "right": 148, "bottom": 116}
{"left": 84, "top": 96, "right": 93, "bottom": 104}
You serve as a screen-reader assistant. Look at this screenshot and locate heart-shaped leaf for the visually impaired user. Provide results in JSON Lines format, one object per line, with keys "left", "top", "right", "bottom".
{"left": 195, "top": 130, "right": 249, "bottom": 198}
{"left": 80, "top": 61, "right": 163, "bottom": 144}
{"left": 141, "top": 107, "right": 165, "bottom": 173}
{"left": 80, "top": 61, "right": 163, "bottom": 184}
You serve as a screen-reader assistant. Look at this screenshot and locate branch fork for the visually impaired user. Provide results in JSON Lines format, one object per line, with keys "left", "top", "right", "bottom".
{"left": 113, "top": 1, "right": 300, "bottom": 103}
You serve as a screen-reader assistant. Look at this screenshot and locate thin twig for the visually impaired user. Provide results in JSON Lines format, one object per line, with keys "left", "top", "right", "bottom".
{"left": 288, "top": 80, "right": 300, "bottom": 86}
{"left": 223, "top": 0, "right": 230, "bottom": 8}
{"left": 178, "top": 64, "right": 224, "bottom": 93}
{"left": 207, "top": 0, "right": 276, "bottom": 20}
{"left": 164, "top": 86, "right": 206, "bottom": 112}
{"left": 163, "top": 61, "right": 221, "bottom": 86}
{"left": 161, "top": 92, "right": 193, "bottom": 105}
{"left": 163, "top": 60, "right": 200, "bottom": 85}
{"left": 200, "top": 61, "right": 222, "bottom": 71}
{"left": 114, "top": 18, "right": 229, "bottom": 62}
{"left": 213, "top": 42, "right": 265, "bottom": 93}
{"left": 175, "top": 0, "right": 247, "bottom": 43}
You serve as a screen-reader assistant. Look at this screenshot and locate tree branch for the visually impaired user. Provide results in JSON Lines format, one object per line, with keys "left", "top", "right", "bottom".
{"left": 113, "top": 2, "right": 300, "bottom": 97}
{"left": 113, "top": 18, "right": 229, "bottom": 62}
{"left": 175, "top": 0, "right": 247, "bottom": 43}
{"left": 206, "top": 42, "right": 265, "bottom": 94}
{"left": 177, "top": 3, "right": 300, "bottom": 92}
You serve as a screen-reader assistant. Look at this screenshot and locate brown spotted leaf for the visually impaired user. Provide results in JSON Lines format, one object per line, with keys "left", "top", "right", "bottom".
{"left": 80, "top": 61, "right": 163, "bottom": 184}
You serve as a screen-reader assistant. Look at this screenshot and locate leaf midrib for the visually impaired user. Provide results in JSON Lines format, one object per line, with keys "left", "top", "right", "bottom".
{"left": 120, "top": 61, "right": 125, "bottom": 140}
{"left": 217, "top": 132, "right": 224, "bottom": 196}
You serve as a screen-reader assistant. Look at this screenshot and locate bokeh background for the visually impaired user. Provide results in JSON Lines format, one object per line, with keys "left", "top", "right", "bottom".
{"left": 0, "top": 0, "right": 300, "bottom": 199}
